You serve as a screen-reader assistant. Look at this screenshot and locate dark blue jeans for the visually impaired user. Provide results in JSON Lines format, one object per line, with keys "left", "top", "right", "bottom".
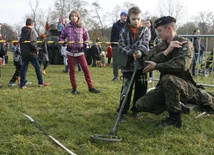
{"left": 20, "top": 58, "right": 43, "bottom": 87}
{"left": 192, "top": 53, "right": 199, "bottom": 76}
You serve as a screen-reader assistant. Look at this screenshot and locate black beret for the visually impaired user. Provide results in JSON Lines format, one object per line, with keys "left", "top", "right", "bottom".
{"left": 154, "top": 16, "right": 176, "bottom": 28}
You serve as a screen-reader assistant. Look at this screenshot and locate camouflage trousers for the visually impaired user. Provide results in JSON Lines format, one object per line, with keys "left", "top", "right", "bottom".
{"left": 136, "top": 74, "right": 197, "bottom": 114}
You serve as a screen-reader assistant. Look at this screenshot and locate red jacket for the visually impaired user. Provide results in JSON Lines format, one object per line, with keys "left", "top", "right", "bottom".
{"left": 106, "top": 46, "right": 112, "bottom": 58}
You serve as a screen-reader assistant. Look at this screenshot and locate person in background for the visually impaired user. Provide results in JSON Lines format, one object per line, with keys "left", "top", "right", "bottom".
{"left": 136, "top": 16, "right": 196, "bottom": 128}
{"left": 8, "top": 42, "right": 32, "bottom": 87}
{"left": 58, "top": 18, "right": 64, "bottom": 35}
{"left": 106, "top": 44, "right": 112, "bottom": 66}
{"left": 110, "top": 11, "right": 127, "bottom": 81}
{"left": 199, "top": 44, "right": 205, "bottom": 64}
{"left": 99, "top": 51, "right": 106, "bottom": 67}
{"left": 145, "top": 19, "right": 157, "bottom": 83}
{"left": 75, "top": 59, "right": 82, "bottom": 72}
{"left": 38, "top": 33, "right": 49, "bottom": 75}
{"left": 0, "top": 44, "right": 3, "bottom": 88}
{"left": 61, "top": 42, "right": 81, "bottom": 73}
{"left": 63, "top": 20, "right": 67, "bottom": 27}
{"left": 117, "top": 6, "right": 150, "bottom": 122}
{"left": 191, "top": 29, "right": 201, "bottom": 76}
{"left": 59, "top": 10, "right": 100, "bottom": 94}
{"left": 45, "top": 21, "right": 50, "bottom": 32}
{"left": 61, "top": 42, "right": 69, "bottom": 73}
{"left": 19, "top": 18, "right": 50, "bottom": 89}
{"left": 0, "top": 34, "right": 6, "bottom": 65}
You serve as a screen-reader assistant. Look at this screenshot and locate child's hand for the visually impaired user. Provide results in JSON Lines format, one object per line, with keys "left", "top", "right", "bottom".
{"left": 132, "top": 51, "right": 142, "bottom": 60}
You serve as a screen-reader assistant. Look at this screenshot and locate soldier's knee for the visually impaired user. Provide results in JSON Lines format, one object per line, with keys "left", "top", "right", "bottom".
{"left": 136, "top": 98, "right": 143, "bottom": 111}
{"left": 161, "top": 74, "right": 176, "bottom": 86}
{"left": 161, "top": 74, "right": 171, "bottom": 82}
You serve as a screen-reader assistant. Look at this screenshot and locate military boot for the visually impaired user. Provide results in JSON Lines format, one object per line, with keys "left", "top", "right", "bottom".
{"left": 157, "top": 111, "right": 182, "bottom": 128}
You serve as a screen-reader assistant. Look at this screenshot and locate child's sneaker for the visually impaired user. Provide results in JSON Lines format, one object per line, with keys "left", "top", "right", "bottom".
{"left": 38, "top": 82, "right": 51, "bottom": 87}
{"left": 112, "top": 77, "right": 118, "bottom": 81}
{"left": 25, "top": 81, "right": 32, "bottom": 85}
{"left": 8, "top": 82, "right": 16, "bottom": 87}
{"left": 89, "top": 88, "right": 101, "bottom": 93}
{"left": 72, "top": 89, "right": 79, "bottom": 94}
{"left": 42, "top": 70, "right": 46, "bottom": 75}
{"left": 119, "top": 114, "right": 126, "bottom": 123}
{"left": 20, "top": 86, "right": 27, "bottom": 89}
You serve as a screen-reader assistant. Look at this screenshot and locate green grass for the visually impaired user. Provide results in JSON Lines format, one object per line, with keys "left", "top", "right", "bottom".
{"left": 0, "top": 53, "right": 214, "bottom": 155}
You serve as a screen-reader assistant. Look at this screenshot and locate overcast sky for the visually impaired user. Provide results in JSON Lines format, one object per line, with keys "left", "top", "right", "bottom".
{"left": 0, "top": 0, "right": 213, "bottom": 26}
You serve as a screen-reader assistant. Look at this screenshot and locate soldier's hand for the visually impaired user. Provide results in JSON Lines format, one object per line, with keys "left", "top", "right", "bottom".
{"left": 163, "top": 41, "right": 183, "bottom": 56}
{"left": 143, "top": 60, "right": 156, "bottom": 73}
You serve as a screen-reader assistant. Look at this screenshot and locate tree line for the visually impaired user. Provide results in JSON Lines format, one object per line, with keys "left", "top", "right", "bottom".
{"left": 1, "top": 0, "right": 214, "bottom": 47}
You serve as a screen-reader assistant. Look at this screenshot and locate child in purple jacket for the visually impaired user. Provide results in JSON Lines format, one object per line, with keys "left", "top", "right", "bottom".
{"left": 59, "top": 10, "right": 100, "bottom": 94}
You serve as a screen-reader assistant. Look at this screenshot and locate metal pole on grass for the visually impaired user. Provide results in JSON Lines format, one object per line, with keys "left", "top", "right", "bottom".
{"left": 23, "top": 113, "right": 76, "bottom": 155}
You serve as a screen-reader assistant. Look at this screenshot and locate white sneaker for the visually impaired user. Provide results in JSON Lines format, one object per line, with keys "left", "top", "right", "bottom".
{"left": 25, "top": 81, "right": 32, "bottom": 85}
{"left": 8, "top": 82, "right": 16, "bottom": 87}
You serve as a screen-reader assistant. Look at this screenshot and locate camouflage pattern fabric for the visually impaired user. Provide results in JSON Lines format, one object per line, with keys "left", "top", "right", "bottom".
{"left": 189, "top": 88, "right": 214, "bottom": 112}
{"left": 136, "top": 35, "right": 197, "bottom": 114}
{"left": 136, "top": 74, "right": 197, "bottom": 114}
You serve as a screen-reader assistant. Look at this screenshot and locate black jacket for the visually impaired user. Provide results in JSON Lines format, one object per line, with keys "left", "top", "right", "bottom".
{"left": 190, "top": 37, "right": 200, "bottom": 53}
{"left": 110, "top": 20, "right": 126, "bottom": 47}
{"left": 19, "top": 26, "right": 37, "bottom": 60}
{"left": 0, "top": 42, "right": 6, "bottom": 58}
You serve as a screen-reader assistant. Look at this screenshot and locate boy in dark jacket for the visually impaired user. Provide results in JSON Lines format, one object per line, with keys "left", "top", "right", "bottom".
{"left": 19, "top": 18, "right": 50, "bottom": 89}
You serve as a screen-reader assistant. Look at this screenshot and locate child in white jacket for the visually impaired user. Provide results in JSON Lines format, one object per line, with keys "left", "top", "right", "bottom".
{"left": 61, "top": 42, "right": 68, "bottom": 73}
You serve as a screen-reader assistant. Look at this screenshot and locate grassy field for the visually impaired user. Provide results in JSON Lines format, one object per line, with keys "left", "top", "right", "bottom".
{"left": 0, "top": 53, "right": 214, "bottom": 155}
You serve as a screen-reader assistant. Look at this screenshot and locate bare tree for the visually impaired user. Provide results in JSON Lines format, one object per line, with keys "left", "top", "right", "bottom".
{"left": 53, "top": 0, "right": 69, "bottom": 21}
{"left": 69, "top": 0, "right": 89, "bottom": 24}
{"left": 0, "top": 23, "right": 17, "bottom": 40}
{"left": 51, "top": 0, "right": 89, "bottom": 25}
{"left": 122, "top": 1, "right": 136, "bottom": 12}
{"left": 28, "top": 0, "right": 46, "bottom": 36}
{"left": 92, "top": 2, "right": 103, "bottom": 29}
{"left": 45, "top": 7, "right": 52, "bottom": 24}
{"left": 107, "top": 1, "right": 135, "bottom": 26}
{"left": 156, "top": 0, "right": 183, "bottom": 25}
{"left": 194, "top": 11, "right": 214, "bottom": 34}
{"left": 111, "top": 5, "right": 123, "bottom": 24}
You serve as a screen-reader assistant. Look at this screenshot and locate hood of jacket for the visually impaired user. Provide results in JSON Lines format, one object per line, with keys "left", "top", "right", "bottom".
{"left": 20, "top": 26, "right": 37, "bottom": 41}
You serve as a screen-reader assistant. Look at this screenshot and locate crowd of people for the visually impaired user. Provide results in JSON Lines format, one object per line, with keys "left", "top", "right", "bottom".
{"left": 0, "top": 7, "right": 214, "bottom": 129}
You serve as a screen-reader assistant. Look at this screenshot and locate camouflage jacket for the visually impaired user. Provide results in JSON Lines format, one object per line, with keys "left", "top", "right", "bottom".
{"left": 146, "top": 35, "right": 214, "bottom": 112}
{"left": 145, "top": 35, "right": 196, "bottom": 86}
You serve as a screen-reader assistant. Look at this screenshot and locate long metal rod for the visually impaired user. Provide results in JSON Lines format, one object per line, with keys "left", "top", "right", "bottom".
{"left": 23, "top": 113, "right": 76, "bottom": 155}
{"left": 110, "top": 62, "right": 139, "bottom": 135}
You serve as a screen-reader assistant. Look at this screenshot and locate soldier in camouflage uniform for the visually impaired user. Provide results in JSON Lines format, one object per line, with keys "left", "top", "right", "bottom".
{"left": 136, "top": 16, "right": 198, "bottom": 128}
